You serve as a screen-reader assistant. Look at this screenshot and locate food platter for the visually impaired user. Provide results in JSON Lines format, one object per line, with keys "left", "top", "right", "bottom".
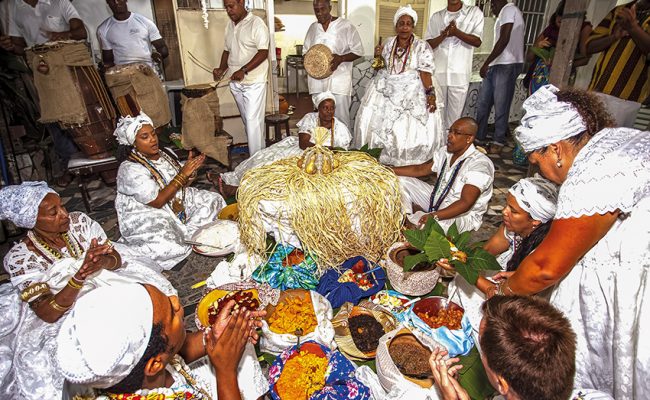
{"left": 190, "top": 219, "right": 239, "bottom": 256}
{"left": 412, "top": 296, "right": 464, "bottom": 330}
{"left": 196, "top": 288, "right": 261, "bottom": 330}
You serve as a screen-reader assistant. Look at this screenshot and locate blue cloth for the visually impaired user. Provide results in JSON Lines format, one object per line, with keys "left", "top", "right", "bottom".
{"left": 316, "top": 256, "right": 386, "bottom": 309}
{"left": 398, "top": 303, "right": 474, "bottom": 357}
{"left": 475, "top": 63, "right": 523, "bottom": 146}
{"left": 268, "top": 341, "right": 371, "bottom": 400}
{"left": 252, "top": 244, "right": 319, "bottom": 290}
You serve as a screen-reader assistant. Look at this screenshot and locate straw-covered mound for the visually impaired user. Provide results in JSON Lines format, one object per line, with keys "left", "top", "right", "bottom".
{"left": 238, "top": 136, "right": 403, "bottom": 271}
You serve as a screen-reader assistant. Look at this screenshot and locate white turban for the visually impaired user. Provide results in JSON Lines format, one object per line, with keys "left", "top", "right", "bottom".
{"left": 508, "top": 176, "right": 558, "bottom": 223}
{"left": 514, "top": 84, "right": 586, "bottom": 153}
{"left": 57, "top": 284, "right": 153, "bottom": 389}
{"left": 0, "top": 181, "right": 56, "bottom": 228}
{"left": 312, "top": 91, "right": 336, "bottom": 108}
{"left": 394, "top": 4, "right": 418, "bottom": 26}
{"left": 113, "top": 112, "right": 154, "bottom": 146}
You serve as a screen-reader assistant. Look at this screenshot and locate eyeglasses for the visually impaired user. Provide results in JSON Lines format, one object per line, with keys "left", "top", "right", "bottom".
{"left": 447, "top": 128, "right": 473, "bottom": 136}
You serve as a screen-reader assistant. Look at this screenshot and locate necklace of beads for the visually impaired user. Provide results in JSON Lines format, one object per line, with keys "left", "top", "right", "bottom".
{"left": 317, "top": 117, "right": 335, "bottom": 146}
{"left": 388, "top": 35, "right": 414, "bottom": 74}
{"left": 28, "top": 230, "right": 82, "bottom": 262}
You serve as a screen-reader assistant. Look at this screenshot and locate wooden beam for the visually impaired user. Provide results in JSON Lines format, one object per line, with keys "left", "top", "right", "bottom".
{"left": 548, "top": 0, "right": 590, "bottom": 87}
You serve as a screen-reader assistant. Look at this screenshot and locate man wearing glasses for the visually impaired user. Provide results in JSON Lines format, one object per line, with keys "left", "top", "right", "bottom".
{"left": 392, "top": 117, "right": 494, "bottom": 233}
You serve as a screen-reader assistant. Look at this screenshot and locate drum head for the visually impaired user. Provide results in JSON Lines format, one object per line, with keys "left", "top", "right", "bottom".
{"left": 181, "top": 83, "right": 215, "bottom": 98}
{"left": 303, "top": 44, "right": 333, "bottom": 80}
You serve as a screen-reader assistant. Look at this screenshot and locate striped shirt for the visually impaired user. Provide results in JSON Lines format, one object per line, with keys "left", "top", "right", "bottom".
{"left": 587, "top": 2, "right": 650, "bottom": 103}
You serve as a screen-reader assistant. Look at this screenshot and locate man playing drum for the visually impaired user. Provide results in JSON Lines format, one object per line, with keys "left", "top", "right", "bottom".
{"left": 213, "top": 0, "right": 269, "bottom": 156}
{"left": 97, "top": 0, "right": 169, "bottom": 70}
{"left": 0, "top": 0, "right": 87, "bottom": 186}
{"left": 304, "top": 0, "right": 363, "bottom": 129}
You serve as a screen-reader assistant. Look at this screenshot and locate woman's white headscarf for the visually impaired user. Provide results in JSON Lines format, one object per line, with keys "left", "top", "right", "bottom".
{"left": 514, "top": 84, "right": 586, "bottom": 153}
{"left": 113, "top": 112, "right": 154, "bottom": 146}
{"left": 394, "top": 4, "right": 418, "bottom": 26}
{"left": 0, "top": 181, "right": 56, "bottom": 228}
{"left": 508, "top": 176, "right": 558, "bottom": 223}
{"left": 312, "top": 91, "right": 336, "bottom": 108}
{"left": 57, "top": 284, "right": 154, "bottom": 389}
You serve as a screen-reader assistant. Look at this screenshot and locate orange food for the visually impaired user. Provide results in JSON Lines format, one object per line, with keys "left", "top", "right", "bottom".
{"left": 416, "top": 308, "right": 463, "bottom": 330}
{"left": 276, "top": 351, "right": 328, "bottom": 399}
{"left": 268, "top": 294, "right": 317, "bottom": 334}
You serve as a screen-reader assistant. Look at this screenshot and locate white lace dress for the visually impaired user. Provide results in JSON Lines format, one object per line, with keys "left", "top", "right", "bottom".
{"left": 115, "top": 155, "right": 226, "bottom": 270}
{"left": 221, "top": 113, "right": 352, "bottom": 186}
{"left": 548, "top": 128, "right": 650, "bottom": 399}
{"left": 0, "top": 212, "right": 176, "bottom": 400}
{"left": 354, "top": 36, "right": 445, "bottom": 166}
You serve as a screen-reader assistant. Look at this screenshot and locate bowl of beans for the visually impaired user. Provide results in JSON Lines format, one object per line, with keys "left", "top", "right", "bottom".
{"left": 412, "top": 296, "right": 464, "bottom": 330}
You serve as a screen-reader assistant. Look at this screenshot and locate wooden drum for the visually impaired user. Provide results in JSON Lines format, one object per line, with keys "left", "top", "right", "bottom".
{"left": 27, "top": 41, "right": 117, "bottom": 159}
{"left": 181, "top": 83, "right": 222, "bottom": 134}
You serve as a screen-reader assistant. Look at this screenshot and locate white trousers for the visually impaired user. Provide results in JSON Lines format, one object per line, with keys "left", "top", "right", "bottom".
{"left": 311, "top": 93, "right": 351, "bottom": 129}
{"left": 595, "top": 92, "right": 642, "bottom": 128}
{"left": 438, "top": 84, "right": 469, "bottom": 130}
{"left": 230, "top": 81, "right": 267, "bottom": 156}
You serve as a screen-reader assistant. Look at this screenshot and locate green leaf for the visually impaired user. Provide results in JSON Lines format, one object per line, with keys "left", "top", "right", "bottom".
{"left": 403, "top": 228, "right": 428, "bottom": 250}
{"left": 455, "top": 231, "right": 472, "bottom": 250}
{"left": 423, "top": 217, "right": 446, "bottom": 238}
{"left": 457, "top": 346, "right": 496, "bottom": 400}
{"left": 424, "top": 230, "right": 451, "bottom": 261}
{"left": 259, "top": 352, "right": 277, "bottom": 366}
{"left": 468, "top": 248, "right": 501, "bottom": 272}
{"left": 403, "top": 252, "right": 429, "bottom": 272}
{"left": 447, "top": 222, "right": 460, "bottom": 242}
{"left": 453, "top": 259, "right": 480, "bottom": 285}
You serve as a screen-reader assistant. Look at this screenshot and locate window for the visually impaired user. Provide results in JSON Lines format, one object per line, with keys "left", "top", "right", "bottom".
{"left": 375, "top": 0, "right": 428, "bottom": 41}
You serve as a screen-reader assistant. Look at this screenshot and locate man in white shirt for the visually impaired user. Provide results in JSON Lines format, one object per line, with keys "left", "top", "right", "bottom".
{"left": 97, "top": 0, "right": 169, "bottom": 69}
{"left": 425, "top": 0, "right": 484, "bottom": 130}
{"left": 303, "top": 0, "right": 363, "bottom": 129}
{"left": 393, "top": 117, "right": 494, "bottom": 233}
{"left": 213, "top": 0, "right": 269, "bottom": 156}
{"left": 475, "top": 0, "right": 524, "bottom": 154}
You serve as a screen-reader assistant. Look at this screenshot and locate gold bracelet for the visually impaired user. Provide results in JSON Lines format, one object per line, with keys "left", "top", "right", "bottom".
{"left": 503, "top": 279, "right": 515, "bottom": 295}
{"left": 176, "top": 173, "right": 188, "bottom": 185}
{"left": 106, "top": 253, "right": 120, "bottom": 270}
{"left": 67, "top": 278, "right": 83, "bottom": 290}
{"left": 170, "top": 179, "right": 182, "bottom": 190}
{"left": 50, "top": 298, "right": 71, "bottom": 312}
{"left": 174, "top": 178, "right": 187, "bottom": 188}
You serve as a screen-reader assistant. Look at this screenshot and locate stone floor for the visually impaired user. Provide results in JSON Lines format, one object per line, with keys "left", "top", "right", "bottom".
{"left": 0, "top": 108, "right": 527, "bottom": 330}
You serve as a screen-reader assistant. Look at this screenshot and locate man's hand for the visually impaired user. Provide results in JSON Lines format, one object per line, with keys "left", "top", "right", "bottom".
{"left": 231, "top": 69, "right": 245, "bottom": 81}
{"left": 48, "top": 31, "right": 70, "bottom": 41}
{"left": 479, "top": 63, "right": 489, "bottom": 78}
{"left": 429, "top": 347, "right": 468, "bottom": 400}
{"left": 616, "top": 4, "right": 638, "bottom": 33}
{"left": 152, "top": 52, "right": 163, "bottom": 64}
{"left": 330, "top": 54, "right": 343, "bottom": 71}
{"left": 418, "top": 212, "right": 438, "bottom": 226}
{"left": 446, "top": 20, "right": 458, "bottom": 38}
{"left": 212, "top": 67, "right": 227, "bottom": 81}
{"left": 206, "top": 308, "right": 249, "bottom": 375}
{"left": 0, "top": 36, "right": 13, "bottom": 52}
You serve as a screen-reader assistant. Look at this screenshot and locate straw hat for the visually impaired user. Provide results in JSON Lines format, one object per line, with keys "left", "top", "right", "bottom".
{"left": 304, "top": 44, "right": 334, "bottom": 79}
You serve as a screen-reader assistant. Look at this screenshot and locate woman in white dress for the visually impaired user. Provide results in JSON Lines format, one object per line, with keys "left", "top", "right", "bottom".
{"left": 215, "top": 91, "right": 352, "bottom": 194}
{"left": 478, "top": 85, "right": 650, "bottom": 399}
{"left": 444, "top": 176, "right": 558, "bottom": 336}
{"left": 354, "top": 5, "right": 444, "bottom": 166}
{"left": 114, "top": 113, "right": 226, "bottom": 270}
{"left": 0, "top": 181, "right": 175, "bottom": 400}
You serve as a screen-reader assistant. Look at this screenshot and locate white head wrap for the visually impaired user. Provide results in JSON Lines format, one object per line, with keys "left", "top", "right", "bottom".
{"left": 113, "top": 112, "right": 154, "bottom": 146}
{"left": 0, "top": 181, "right": 56, "bottom": 228}
{"left": 394, "top": 4, "right": 418, "bottom": 26}
{"left": 514, "top": 85, "right": 587, "bottom": 153}
{"left": 57, "top": 284, "right": 154, "bottom": 389}
{"left": 508, "top": 176, "right": 558, "bottom": 223}
{"left": 312, "top": 91, "right": 336, "bottom": 108}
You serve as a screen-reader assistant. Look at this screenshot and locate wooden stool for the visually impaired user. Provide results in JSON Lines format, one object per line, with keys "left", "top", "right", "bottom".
{"left": 67, "top": 153, "right": 119, "bottom": 212}
{"left": 264, "top": 114, "right": 290, "bottom": 146}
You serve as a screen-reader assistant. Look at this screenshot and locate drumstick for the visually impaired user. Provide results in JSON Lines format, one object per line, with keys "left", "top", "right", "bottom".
{"left": 188, "top": 51, "right": 214, "bottom": 74}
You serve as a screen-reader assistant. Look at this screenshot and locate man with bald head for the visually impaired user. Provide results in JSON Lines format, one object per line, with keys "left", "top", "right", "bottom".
{"left": 393, "top": 117, "right": 495, "bottom": 233}
{"left": 303, "top": 0, "right": 363, "bottom": 128}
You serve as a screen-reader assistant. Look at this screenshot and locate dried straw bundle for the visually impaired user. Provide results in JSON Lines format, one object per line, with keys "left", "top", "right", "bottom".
{"left": 237, "top": 151, "right": 403, "bottom": 271}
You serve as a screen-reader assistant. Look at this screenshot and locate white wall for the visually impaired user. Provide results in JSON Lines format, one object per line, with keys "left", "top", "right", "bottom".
{"left": 73, "top": 0, "right": 156, "bottom": 62}
{"left": 344, "top": 0, "right": 375, "bottom": 57}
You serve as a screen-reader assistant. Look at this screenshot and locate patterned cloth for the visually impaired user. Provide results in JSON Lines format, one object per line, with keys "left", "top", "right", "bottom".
{"left": 0, "top": 181, "right": 55, "bottom": 229}
{"left": 316, "top": 256, "right": 386, "bottom": 309}
{"left": 113, "top": 112, "right": 154, "bottom": 146}
{"left": 252, "top": 244, "right": 319, "bottom": 290}
{"left": 269, "top": 341, "right": 371, "bottom": 400}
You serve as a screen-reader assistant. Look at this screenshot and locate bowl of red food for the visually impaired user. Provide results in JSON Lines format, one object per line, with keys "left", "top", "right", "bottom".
{"left": 196, "top": 288, "right": 261, "bottom": 330}
{"left": 412, "top": 296, "right": 464, "bottom": 330}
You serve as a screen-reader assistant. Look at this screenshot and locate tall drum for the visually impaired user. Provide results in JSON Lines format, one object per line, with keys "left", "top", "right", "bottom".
{"left": 26, "top": 40, "right": 117, "bottom": 159}
{"left": 104, "top": 63, "right": 171, "bottom": 129}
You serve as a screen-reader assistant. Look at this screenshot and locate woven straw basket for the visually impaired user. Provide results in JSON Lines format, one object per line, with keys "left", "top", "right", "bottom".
{"left": 304, "top": 44, "right": 334, "bottom": 79}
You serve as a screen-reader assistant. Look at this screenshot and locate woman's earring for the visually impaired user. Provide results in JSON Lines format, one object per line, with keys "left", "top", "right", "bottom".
{"left": 556, "top": 160, "right": 562, "bottom": 168}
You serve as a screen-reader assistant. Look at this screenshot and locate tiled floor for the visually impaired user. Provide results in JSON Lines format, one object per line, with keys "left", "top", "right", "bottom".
{"left": 0, "top": 104, "right": 527, "bottom": 330}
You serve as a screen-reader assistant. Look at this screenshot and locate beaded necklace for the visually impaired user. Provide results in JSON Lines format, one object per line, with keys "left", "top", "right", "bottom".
{"left": 388, "top": 35, "right": 414, "bottom": 74}
{"left": 27, "top": 230, "right": 83, "bottom": 263}
{"left": 428, "top": 158, "right": 467, "bottom": 212}
{"left": 317, "top": 117, "right": 335, "bottom": 146}
{"left": 129, "top": 149, "right": 187, "bottom": 223}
